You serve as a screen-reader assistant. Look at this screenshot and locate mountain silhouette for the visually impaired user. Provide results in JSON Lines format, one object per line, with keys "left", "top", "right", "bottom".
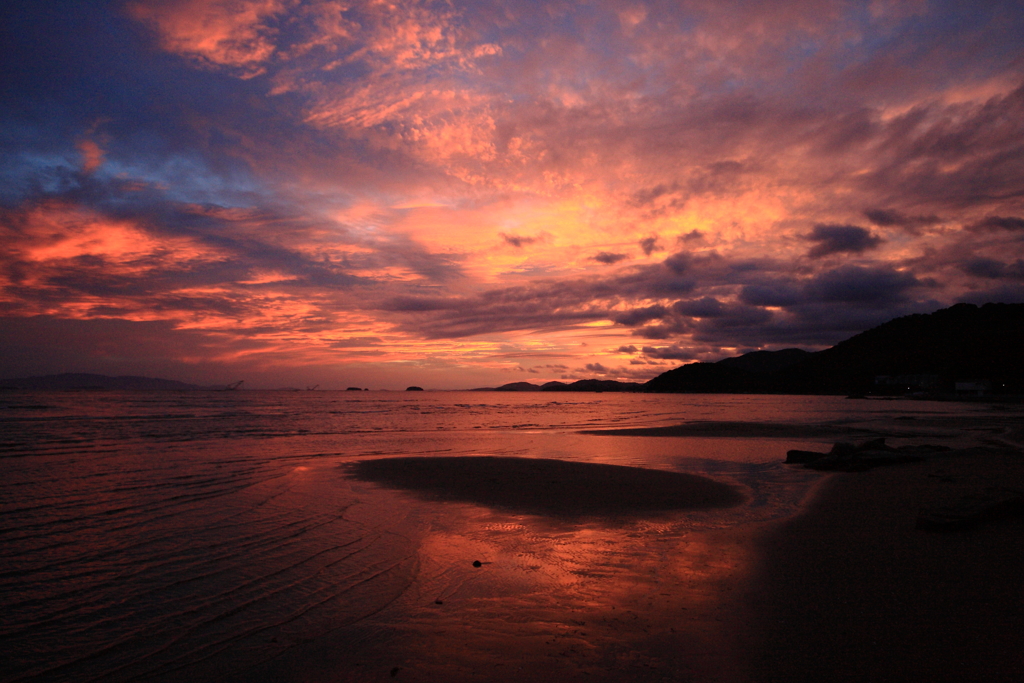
{"left": 645, "top": 303, "right": 1024, "bottom": 395}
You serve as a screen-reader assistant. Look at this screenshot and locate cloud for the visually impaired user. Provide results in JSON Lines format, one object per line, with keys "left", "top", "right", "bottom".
{"left": 673, "top": 297, "right": 724, "bottom": 318}
{"left": 328, "top": 336, "right": 384, "bottom": 348}
{"left": 640, "top": 344, "right": 698, "bottom": 361}
{"left": 968, "top": 216, "right": 1024, "bottom": 232}
{"left": 381, "top": 296, "right": 459, "bottom": 312}
{"left": 500, "top": 233, "right": 537, "bottom": 248}
{"left": 639, "top": 235, "right": 662, "bottom": 255}
{"left": 613, "top": 305, "right": 667, "bottom": 326}
{"left": 852, "top": 83, "right": 1024, "bottom": 212}
{"left": 3, "top": 0, "right": 1024, "bottom": 388}
{"left": 805, "top": 265, "right": 921, "bottom": 305}
{"left": 739, "top": 283, "right": 803, "bottom": 307}
{"left": 662, "top": 252, "right": 691, "bottom": 275}
{"left": 76, "top": 139, "right": 105, "bottom": 174}
{"left": 959, "top": 258, "right": 1024, "bottom": 280}
{"left": 957, "top": 283, "right": 1024, "bottom": 305}
{"left": 127, "top": 0, "right": 287, "bottom": 76}
{"left": 804, "top": 224, "right": 883, "bottom": 258}
{"left": 591, "top": 251, "right": 628, "bottom": 264}
{"left": 0, "top": 173, "right": 470, "bottom": 337}
{"left": 863, "top": 208, "right": 940, "bottom": 233}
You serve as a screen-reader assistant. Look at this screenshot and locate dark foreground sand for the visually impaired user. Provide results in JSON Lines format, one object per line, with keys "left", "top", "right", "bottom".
{"left": 741, "top": 447, "right": 1024, "bottom": 683}
{"left": 349, "top": 456, "right": 745, "bottom": 517}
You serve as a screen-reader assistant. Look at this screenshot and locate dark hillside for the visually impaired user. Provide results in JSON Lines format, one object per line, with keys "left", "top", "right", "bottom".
{"left": 643, "top": 361, "right": 771, "bottom": 394}
{"left": 794, "top": 303, "right": 1024, "bottom": 394}
{"left": 715, "top": 348, "right": 811, "bottom": 374}
{"left": 644, "top": 303, "right": 1024, "bottom": 395}
{"left": 543, "top": 379, "right": 642, "bottom": 392}
{"left": 645, "top": 348, "right": 811, "bottom": 393}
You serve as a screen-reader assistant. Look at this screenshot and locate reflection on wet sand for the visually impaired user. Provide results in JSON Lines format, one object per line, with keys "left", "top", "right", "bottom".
{"left": 316, "top": 456, "right": 754, "bottom": 682}
{"left": 348, "top": 456, "right": 745, "bottom": 518}
{"left": 372, "top": 522, "right": 755, "bottom": 683}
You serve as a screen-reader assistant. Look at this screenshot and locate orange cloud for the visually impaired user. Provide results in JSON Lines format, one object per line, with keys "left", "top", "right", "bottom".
{"left": 76, "top": 139, "right": 105, "bottom": 173}
{"left": 10, "top": 202, "right": 202, "bottom": 266}
{"left": 127, "top": 0, "right": 288, "bottom": 75}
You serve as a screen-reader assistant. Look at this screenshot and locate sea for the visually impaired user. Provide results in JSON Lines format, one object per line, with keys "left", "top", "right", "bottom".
{"left": 1, "top": 390, "right": 1010, "bottom": 682}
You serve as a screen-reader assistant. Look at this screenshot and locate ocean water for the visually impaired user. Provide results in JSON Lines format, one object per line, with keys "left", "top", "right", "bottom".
{"left": 1, "top": 390, "right": 1008, "bottom": 682}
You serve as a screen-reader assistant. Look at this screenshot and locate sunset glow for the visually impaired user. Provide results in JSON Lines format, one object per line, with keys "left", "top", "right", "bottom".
{"left": 2, "top": 0, "right": 1023, "bottom": 388}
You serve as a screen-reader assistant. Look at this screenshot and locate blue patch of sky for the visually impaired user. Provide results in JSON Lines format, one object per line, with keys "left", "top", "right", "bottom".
{"left": 100, "top": 153, "right": 267, "bottom": 209}
{"left": 836, "top": 1, "right": 1020, "bottom": 83}
{"left": 0, "top": 152, "right": 80, "bottom": 204}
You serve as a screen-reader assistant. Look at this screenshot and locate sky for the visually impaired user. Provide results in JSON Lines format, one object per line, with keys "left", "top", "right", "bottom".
{"left": 1, "top": 0, "right": 1023, "bottom": 389}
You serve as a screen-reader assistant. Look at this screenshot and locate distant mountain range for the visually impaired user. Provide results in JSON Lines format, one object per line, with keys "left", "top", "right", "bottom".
{"left": 479, "top": 302, "right": 1024, "bottom": 396}
{"left": 472, "top": 379, "right": 642, "bottom": 393}
{"left": 0, "top": 373, "right": 204, "bottom": 391}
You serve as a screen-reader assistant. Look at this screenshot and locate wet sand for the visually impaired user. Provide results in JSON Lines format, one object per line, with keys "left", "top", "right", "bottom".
{"left": 338, "top": 409, "right": 1024, "bottom": 682}
{"left": 580, "top": 421, "right": 880, "bottom": 439}
{"left": 349, "top": 456, "right": 745, "bottom": 518}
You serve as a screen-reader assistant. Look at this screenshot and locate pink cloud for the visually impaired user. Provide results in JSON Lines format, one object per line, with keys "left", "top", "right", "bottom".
{"left": 127, "top": 0, "right": 288, "bottom": 75}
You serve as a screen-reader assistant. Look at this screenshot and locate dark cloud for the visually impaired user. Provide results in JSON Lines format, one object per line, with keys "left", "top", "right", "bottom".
{"left": 805, "top": 265, "right": 921, "bottom": 305}
{"left": 592, "top": 251, "right": 628, "bottom": 264}
{"left": 691, "top": 304, "right": 773, "bottom": 332}
{"left": 381, "top": 296, "right": 460, "bottom": 312}
{"left": 629, "top": 183, "right": 678, "bottom": 208}
{"left": 863, "top": 208, "right": 940, "bottom": 232}
{"left": 632, "top": 324, "right": 678, "bottom": 340}
{"left": 673, "top": 297, "right": 724, "bottom": 318}
{"left": 613, "top": 305, "right": 667, "bottom": 326}
{"left": 663, "top": 252, "right": 691, "bottom": 274}
{"left": 639, "top": 235, "right": 662, "bottom": 255}
{"left": 500, "top": 233, "right": 537, "bottom": 248}
{"left": 385, "top": 278, "right": 617, "bottom": 338}
{"left": 805, "top": 224, "right": 883, "bottom": 258}
{"left": 958, "top": 284, "right": 1024, "bottom": 305}
{"left": 382, "top": 246, "right": 940, "bottom": 352}
{"left": 641, "top": 344, "right": 698, "bottom": 361}
{"left": 739, "top": 283, "right": 803, "bottom": 307}
{"left": 616, "top": 345, "right": 638, "bottom": 353}
{"left": 968, "top": 216, "right": 1024, "bottom": 232}
{"left": 959, "top": 258, "right": 1024, "bottom": 280}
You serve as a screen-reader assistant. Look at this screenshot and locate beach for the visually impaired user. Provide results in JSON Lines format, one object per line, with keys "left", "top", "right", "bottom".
{"left": 3, "top": 391, "right": 1024, "bottom": 682}
{"left": 337, "top": 408, "right": 1024, "bottom": 682}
